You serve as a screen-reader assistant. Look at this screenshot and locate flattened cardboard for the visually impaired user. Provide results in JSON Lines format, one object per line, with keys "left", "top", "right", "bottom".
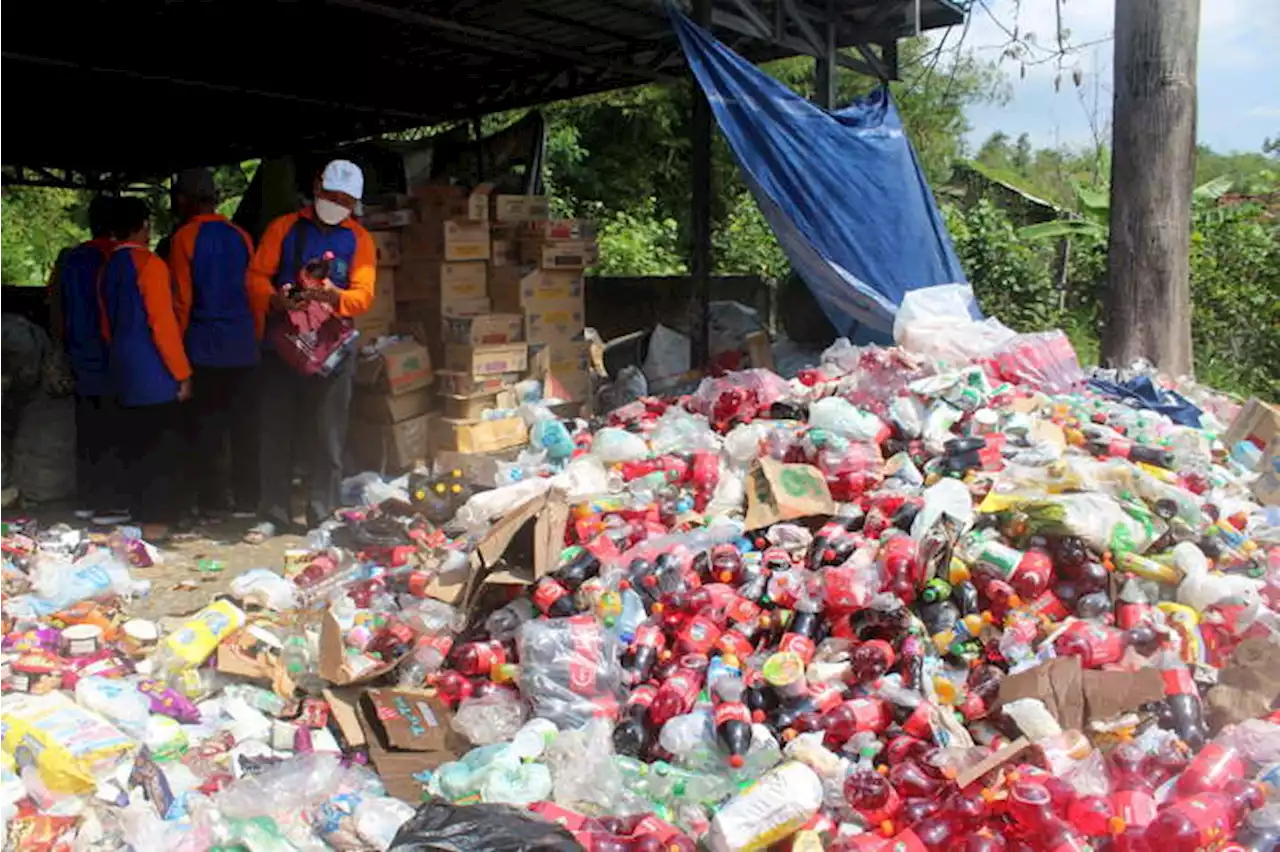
{"left": 1081, "top": 668, "right": 1165, "bottom": 722}
{"left": 356, "top": 688, "right": 467, "bottom": 803}
{"left": 996, "top": 656, "right": 1084, "bottom": 732}
{"left": 743, "top": 458, "right": 836, "bottom": 531}
{"left": 954, "top": 737, "right": 1032, "bottom": 789}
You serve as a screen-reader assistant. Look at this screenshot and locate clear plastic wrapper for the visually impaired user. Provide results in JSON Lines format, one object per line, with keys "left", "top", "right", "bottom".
{"left": 991, "top": 330, "right": 1085, "bottom": 392}
{"left": 452, "top": 691, "right": 529, "bottom": 745}
{"left": 517, "top": 616, "right": 624, "bottom": 731}
{"left": 649, "top": 407, "right": 722, "bottom": 456}
{"left": 590, "top": 428, "right": 651, "bottom": 464}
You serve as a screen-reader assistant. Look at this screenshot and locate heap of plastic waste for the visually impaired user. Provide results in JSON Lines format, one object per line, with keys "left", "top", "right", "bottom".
{"left": 3, "top": 323, "right": 1279, "bottom": 852}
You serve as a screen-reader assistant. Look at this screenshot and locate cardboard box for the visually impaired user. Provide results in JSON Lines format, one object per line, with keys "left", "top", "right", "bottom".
{"left": 521, "top": 219, "right": 597, "bottom": 241}
{"left": 435, "top": 370, "right": 520, "bottom": 396}
{"left": 396, "top": 259, "right": 487, "bottom": 304}
{"left": 412, "top": 183, "right": 492, "bottom": 223}
{"left": 318, "top": 612, "right": 400, "bottom": 686}
{"left": 327, "top": 688, "right": 467, "bottom": 802}
{"left": 348, "top": 413, "right": 430, "bottom": 473}
{"left": 442, "top": 389, "right": 517, "bottom": 420}
{"left": 354, "top": 339, "right": 432, "bottom": 395}
{"left": 525, "top": 298, "right": 585, "bottom": 345}
{"left": 360, "top": 208, "right": 414, "bottom": 230}
{"left": 492, "top": 194, "right": 550, "bottom": 223}
{"left": 488, "top": 268, "right": 585, "bottom": 312}
{"left": 400, "top": 219, "right": 490, "bottom": 261}
{"left": 744, "top": 458, "right": 836, "bottom": 531}
{"left": 436, "top": 416, "right": 529, "bottom": 454}
{"left": 352, "top": 386, "right": 434, "bottom": 424}
{"left": 1226, "top": 398, "right": 1280, "bottom": 452}
{"left": 489, "top": 238, "right": 522, "bottom": 267}
{"left": 396, "top": 299, "right": 491, "bottom": 331}
{"left": 519, "top": 238, "right": 598, "bottom": 269}
{"left": 354, "top": 267, "right": 397, "bottom": 334}
{"left": 444, "top": 342, "right": 528, "bottom": 376}
{"left": 370, "top": 230, "right": 402, "bottom": 267}
{"left": 444, "top": 313, "right": 524, "bottom": 345}
{"left": 544, "top": 341, "right": 592, "bottom": 401}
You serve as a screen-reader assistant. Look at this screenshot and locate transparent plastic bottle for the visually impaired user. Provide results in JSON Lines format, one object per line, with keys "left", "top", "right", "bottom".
{"left": 281, "top": 628, "right": 324, "bottom": 693}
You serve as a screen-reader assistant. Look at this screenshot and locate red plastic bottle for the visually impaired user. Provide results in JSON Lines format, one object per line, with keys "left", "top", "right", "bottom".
{"left": 1143, "top": 793, "right": 1235, "bottom": 852}
{"left": 1065, "top": 795, "right": 1118, "bottom": 838}
{"left": 848, "top": 639, "right": 897, "bottom": 684}
{"left": 888, "top": 760, "right": 944, "bottom": 799}
{"left": 1053, "top": 621, "right": 1129, "bottom": 668}
{"left": 532, "top": 576, "right": 578, "bottom": 617}
{"left": 1038, "top": 818, "right": 1092, "bottom": 852}
{"left": 844, "top": 763, "right": 902, "bottom": 827}
{"left": 1006, "top": 781, "right": 1056, "bottom": 832}
{"left": 675, "top": 614, "right": 723, "bottom": 656}
{"left": 431, "top": 669, "right": 474, "bottom": 707}
{"left": 647, "top": 667, "right": 702, "bottom": 727}
{"left": 1109, "top": 743, "right": 1160, "bottom": 830}
{"left": 623, "top": 622, "right": 667, "bottom": 682}
{"left": 451, "top": 640, "right": 507, "bottom": 677}
{"left": 823, "top": 697, "right": 891, "bottom": 746}
{"left": 1176, "top": 742, "right": 1245, "bottom": 796}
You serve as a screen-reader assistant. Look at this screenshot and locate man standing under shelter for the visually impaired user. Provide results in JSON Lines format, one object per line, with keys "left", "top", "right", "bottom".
{"left": 244, "top": 159, "right": 376, "bottom": 542}
{"left": 167, "top": 168, "right": 260, "bottom": 518}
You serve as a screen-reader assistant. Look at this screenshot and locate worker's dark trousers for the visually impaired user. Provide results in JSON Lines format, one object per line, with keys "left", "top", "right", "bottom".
{"left": 117, "top": 401, "right": 183, "bottom": 524}
{"left": 185, "top": 364, "right": 260, "bottom": 513}
{"left": 74, "top": 394, "right": 126, "bottom": 510}
{"left": 257, "top": 350, "right": 355, "bottom": 530}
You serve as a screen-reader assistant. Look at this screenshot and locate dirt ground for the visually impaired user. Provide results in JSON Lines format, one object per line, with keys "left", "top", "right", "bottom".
{"left": 3, "top": 509, "right": 306, "bottom": 623}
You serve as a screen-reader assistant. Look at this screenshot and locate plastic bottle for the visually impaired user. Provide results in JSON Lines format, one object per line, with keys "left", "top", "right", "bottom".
{"left": 623, "top": 622, "right": 667, "bottom": 683}
{"left": 649, "top": 667, "right": 703, "bottom": 727}
{"left": 485, "top": 597, "right": 536, "bottom": 642}
{"left": 615, "top": 683, "right": 657, "bottom": 757}
{"left": 1176, "top": 741, "right": 1245, "bottom": 796}
{"left": 1143, "top": 793, "right": 1235, "bottom": 852}
{"left": 532, "top": 576, "right": 577, "bottom": 617}
{"left": 712, "top": 680, "right": 753, "bottom": 768}
{"left": 844, "top": 747, "right": 901, "bottom": 829}
{"left": 452, "top": 640, "right": 507, "bottom": 677}
{"left": 1108, "top": 742, "right": 1160, "bottom": 830}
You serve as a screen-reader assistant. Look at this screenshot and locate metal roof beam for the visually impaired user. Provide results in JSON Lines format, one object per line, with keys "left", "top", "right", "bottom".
{"left": 327, "top": 0, "right": 679, "bottom": 84}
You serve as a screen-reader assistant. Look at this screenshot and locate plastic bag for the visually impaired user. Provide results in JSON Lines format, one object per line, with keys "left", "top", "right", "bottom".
{"left": 991, "top": 330, "right": 1084, "bottom": 392}
{"left": 388, "top": 800, "right": 580, "bottom": 852}
{"left": 453, "top": 479, "right": 553, "bottom": 531}
{"left": 643, "top": 324, "right": 691, "bottom": 383}
{"left": 517, "top": 616, "right": 624, "bottom": 731}
{"left": 705, "top": 761, "right": 823, "bottom": 852}
{"left": 808, "top": 398, "right": 887, "bottom": 443}
{"left": 894, "top": 284, "right": 1016, "bottom": 366}
{"left": 590, "top": 428, "right": 650, "bottom": 464}
{"left": 649, "top": 407, "right": 721, "bottom": 456}
{"left": 229, "top": 569, "right": 299, "bottom": 611}
{"left": 451, "top": 692, "right": 529, "bottom": 746}
{"left": 12, "top": 551, "right": 151, "bottom": 618}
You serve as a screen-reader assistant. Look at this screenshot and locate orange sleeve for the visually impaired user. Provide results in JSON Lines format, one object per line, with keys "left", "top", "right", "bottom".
{"left": 337, "top": 225, "right": 376, "bottom": 318}
{"left": 135, "top": 251, "right": 192, "bottom": 383}
{"left": 248, "top": 214, "right": 292, "bottom": 341}
{"left": 168, "top": 223, "right": 197, "bottom": 335}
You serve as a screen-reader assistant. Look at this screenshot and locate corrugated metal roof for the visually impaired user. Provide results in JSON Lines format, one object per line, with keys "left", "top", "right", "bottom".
{"left": 2, "top": 0, "right": 963, "bottom": 176}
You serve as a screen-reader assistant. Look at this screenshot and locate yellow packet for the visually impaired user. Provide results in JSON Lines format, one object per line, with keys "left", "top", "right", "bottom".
{"left": 2, "top": 692, "right": 135, "bottom": 793}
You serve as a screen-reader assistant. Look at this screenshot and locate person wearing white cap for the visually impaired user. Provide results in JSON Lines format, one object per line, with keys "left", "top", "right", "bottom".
{"left": 244, "top": 158, "right": 377, "bottom": 542}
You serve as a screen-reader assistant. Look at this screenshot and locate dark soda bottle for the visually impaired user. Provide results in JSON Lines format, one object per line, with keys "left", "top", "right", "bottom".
{"left": 622, "top": 622, "right": 666, "bottom": 682}
{"left": 613, "top": 683, "right": 656, "bottom": 756}
{"left": 712, "top": 680, "right": 753, "bottom": 768}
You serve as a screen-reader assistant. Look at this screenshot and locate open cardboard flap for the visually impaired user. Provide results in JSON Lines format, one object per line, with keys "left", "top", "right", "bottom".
{"left": 319, "top": 612, "right": 401, "bottom": 686}
{"left": 419, "top": 489, "right": 570, "bottom": 613}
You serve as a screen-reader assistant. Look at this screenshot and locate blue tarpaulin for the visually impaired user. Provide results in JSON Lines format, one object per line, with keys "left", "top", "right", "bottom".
{"left": 671, "top": 10, "right": 967, "bottom": 340}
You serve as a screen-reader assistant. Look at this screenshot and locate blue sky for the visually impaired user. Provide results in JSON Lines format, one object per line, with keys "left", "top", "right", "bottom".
{"left": 934, "top": 0, "right": 1280, "bottom": 155}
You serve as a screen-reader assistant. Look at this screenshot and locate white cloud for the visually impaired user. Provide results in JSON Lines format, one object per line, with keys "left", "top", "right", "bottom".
{"left": 1248, "top": 106, "right": 1280, "bottom": 119}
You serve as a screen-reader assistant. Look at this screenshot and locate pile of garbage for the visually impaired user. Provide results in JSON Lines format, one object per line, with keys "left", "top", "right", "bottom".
{"left": 4, "top": 311, "right": 1280, "bottom": 852}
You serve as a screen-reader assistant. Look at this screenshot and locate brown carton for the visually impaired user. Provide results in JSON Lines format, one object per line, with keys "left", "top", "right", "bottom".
{"left": 354, "top": 339, "right": 432, "bottom": 396}
{"left": 352, "top": 387, "right": 434, "bottom": 424}
{"left": 524, "top": 299, "right": 585, "bottom": 346}
{"left": 434, "top": 370, "right": 520, "bottom": 396}
{"left": 348, "top": 414, "right": 430, "bottom": 473}
{"left": 400, "top": 219, "right": 490, "bottom": 261}
{"left": 444, "top": 313, "right": 524, "bottom": 346}
{"left": 396, "top": 259, "right": 487, "bottom": 303}
{"left": 492, "top": 194, "right": 550, "bottom": 223}
{"left": 519, "top": 239, "right": 598, "bottom": 270}
{"left": 488, "top": 268, "right": 584, "bottom": 312}
{"left": 370, "top": 230, "right": 402, "bottom": 267}
{"left": 743, "top": 458, "right": 836, "bottom": 531}
{"left": 520, "top": 220, "right": 597, "bottom": 241}
{"left": 444, "top": 342, "right": 529, "bottom": 376}
{"left": 412, "top": 183, "right": 492, "bottom": 223}
{"left": 436, "top": 416, "right": 528, "bottom": 454}
{"left": 442, "top": 389, "right": 516, "bottom": 421}
{"left": 318, "top": 612, "right": 400, "bottom": 686}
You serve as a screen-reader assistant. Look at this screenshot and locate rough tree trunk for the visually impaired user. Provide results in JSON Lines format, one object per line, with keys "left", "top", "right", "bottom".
{"left": 1102, "top": 0, "right": 1199, "bottom": 376}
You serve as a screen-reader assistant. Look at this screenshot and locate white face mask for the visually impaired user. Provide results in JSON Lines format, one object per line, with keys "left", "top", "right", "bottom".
{"left": 314, "top": 197, "right": 351, "bottom": 225}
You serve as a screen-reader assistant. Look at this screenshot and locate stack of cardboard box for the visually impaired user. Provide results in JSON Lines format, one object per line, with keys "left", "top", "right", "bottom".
{"left": 354, "top": 229, "right": 401, "bottom": 339}
{"left": 348, "top": 338, "right": 434, "bottom": 472}
{"left": 435, "top": 314, "right": 529, "bottom": 455}
{"left": 490, "top": 216, "right": 597, "bottom": 404}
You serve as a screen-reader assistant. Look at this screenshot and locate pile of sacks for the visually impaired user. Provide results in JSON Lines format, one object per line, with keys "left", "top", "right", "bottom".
{"left": 2, "top": 302, "right": 1279, "bottom": 851}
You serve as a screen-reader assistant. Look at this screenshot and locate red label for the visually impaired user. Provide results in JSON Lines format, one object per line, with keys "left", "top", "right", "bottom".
{"left": 533, "top": 579, "right": 568, "bottom": 613}
{"left": 1109, "top": 438, "right": 1132, "bottom": 459}
{"left": 1161, "top": 667, "right": 1197, "bottom": 696}
{"left": 567, "top": 617, "right": 601, "bottom": 696}
{"left": 717, "top": 630, "right": 754, "bottom": 659}
{"left": 678, "top": 615, "right": 722, "bottom": 655}
{"left": 632, "top": 623, "right": 665, "bottom": 651}
{"left": 627, "top": 683, "right": 657, "bottom": 711}
{"left": 724, "top": 596, "right": 761, "bottom": 625}
{"left": 1116, "top": 602, "right": 1153, "bottom": 629}
{"left": 902, "top": 703, "right": 934, "bottom": 739}
{"left": 849, "top": 698, "right": 889, "bottom": 732}
{"left": 420, "top": 635, "right": 454, "bottom": 657}
{"left": 809, "top": 682, "right": 844, "bottom": 714}
{"left": 1110, "top": 790, "right": 1157, "bottom": 828}
{"left": 1179, "top": 795, "right": 1232, "bottom": 845}
{"left": 778, "top": 632, "right": 816, "bottom": 664}
{"left": 714, "top": 701, "right": 751, "bottom": 727}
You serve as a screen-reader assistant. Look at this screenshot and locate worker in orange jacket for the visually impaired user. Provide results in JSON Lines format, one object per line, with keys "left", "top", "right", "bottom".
{"left": 98, "top": 197, "right": 192, "bottom": 539}
{"left": 244, "top": 159, "right": 376, "bottom": 541}
{"left": 167, "top": 168, "right": 260, "bottom": 518}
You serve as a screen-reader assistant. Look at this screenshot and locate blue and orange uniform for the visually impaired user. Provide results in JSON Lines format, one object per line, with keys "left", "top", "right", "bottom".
{"left": 50, "top": 236, "right": 121, "bottom": 511}
{"left": 167, "top": 212, "right": 260, "bottom": 513}
{"left": 57, "top": 236, "right": 117, "bottom": 397}
{"left": 168, "top": 212, "right": 257, "bottom": 367}
{"left": 247, "top": 205, "right": 376, "bottom": 528}
{"left": 99, "top": 243, "right": 191, "bottom": 523}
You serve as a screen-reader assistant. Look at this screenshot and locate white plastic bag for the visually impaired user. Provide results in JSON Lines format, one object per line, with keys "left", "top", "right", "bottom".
{"left": 894, "top": 284, "right": 1015, "bottom": 365}
{"left": 643, "top": 324, "right": 691, "bottom": 382}
{"left": 706, "top": 761, "right": 823, "bottom": 852}
{"left": 590, "top": 427, "right": 650, "bottom": 464}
